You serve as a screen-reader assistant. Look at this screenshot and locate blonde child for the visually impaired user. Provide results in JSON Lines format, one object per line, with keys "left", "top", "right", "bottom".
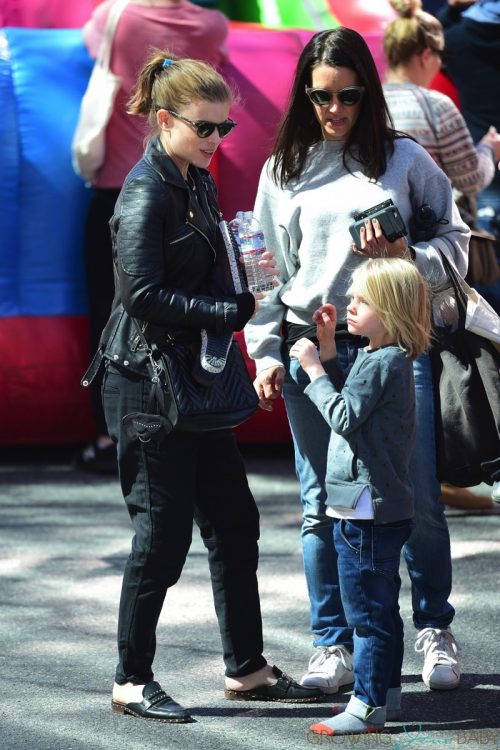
{"left": 290, "top": 257, "right": 431, "bottom": 735}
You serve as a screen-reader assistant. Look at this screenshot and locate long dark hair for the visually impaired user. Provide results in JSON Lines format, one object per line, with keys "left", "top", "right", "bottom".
{"left": 272, "top": 27, "right": 401, "bottom": 188}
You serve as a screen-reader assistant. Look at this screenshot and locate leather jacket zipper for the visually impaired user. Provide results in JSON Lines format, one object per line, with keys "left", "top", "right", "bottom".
{"left": 186, "top": 219, "right": 216, "bottom": 260}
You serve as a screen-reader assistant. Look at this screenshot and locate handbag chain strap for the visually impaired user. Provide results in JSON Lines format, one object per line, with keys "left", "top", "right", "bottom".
{"left": 97, "top": 0, "right": 130, "bottom": 71}
{"left": 131, "top": 318, "right": 171, "bottom": 416}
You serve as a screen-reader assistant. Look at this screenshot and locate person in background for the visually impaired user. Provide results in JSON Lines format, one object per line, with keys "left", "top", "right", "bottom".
{"left": 244, "top": 28, "right": 468, "bottom": 709}
{"left": 383, "top": 0, "right": 500, "bottom": 511}
{"left": 436, "top": 0, "right": 500, "bottom": 503}
{"left": 291, "top": 258, "right": 431, "bottom": 735}
{"left": 436, "top": 0, "right": 500, "bottom": 236}
{"left": 77, "top": 0, "right": 229, "bottom": 473}
{"left": 83, "top": 48, "right": 322, "bottom": 723}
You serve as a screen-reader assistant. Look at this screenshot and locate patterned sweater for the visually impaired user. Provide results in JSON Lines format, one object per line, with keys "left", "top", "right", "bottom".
{"left": 384, "top": 82, "right": 495, "bottom": 196}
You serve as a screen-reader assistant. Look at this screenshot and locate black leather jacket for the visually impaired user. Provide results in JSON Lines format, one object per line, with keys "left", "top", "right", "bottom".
{"left": 83, "top": 137, "right": 254, "bottom": 384}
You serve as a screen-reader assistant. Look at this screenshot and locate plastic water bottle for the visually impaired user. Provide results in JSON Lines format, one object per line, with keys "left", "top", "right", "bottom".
{"left": 237, "top": 211, "right": 274, "bottom": 293}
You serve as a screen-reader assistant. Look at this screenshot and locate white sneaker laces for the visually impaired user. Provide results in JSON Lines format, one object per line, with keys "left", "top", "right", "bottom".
{"left": 415, "top": 628, "right": 461, "bottom": 667}
{"left": 310, "top": 645, "right": 352, "bottom": 670}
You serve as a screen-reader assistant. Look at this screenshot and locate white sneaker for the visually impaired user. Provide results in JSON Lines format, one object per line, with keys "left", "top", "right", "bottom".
{"left": 300, "top": 645, "right": 354, "bottom": 694}
{"left": 415, "top": 627, "right": 461, "bottom": 690}
{"left": 491, "top": 481, "right": 500, "bottom": 503}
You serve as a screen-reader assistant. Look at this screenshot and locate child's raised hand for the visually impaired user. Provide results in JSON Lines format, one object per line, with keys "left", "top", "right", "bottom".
{"left": 312, "top": 304, "right": 337, "bottom": 342}
{"left": 289, "top": 338, "right": 325, "bottom": 381}
{"left": 312, "top": 304, "right": 337, "bottom": 361}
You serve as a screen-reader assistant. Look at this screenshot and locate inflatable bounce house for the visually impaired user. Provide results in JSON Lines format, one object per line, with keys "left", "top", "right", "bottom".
{"left": 0, "top": 0, "right": 452, "bottom": 446}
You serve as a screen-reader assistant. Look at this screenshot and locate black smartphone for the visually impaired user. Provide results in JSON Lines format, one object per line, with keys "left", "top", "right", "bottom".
{"left": 349, "top": 199, "right": 407, "bottom": 249}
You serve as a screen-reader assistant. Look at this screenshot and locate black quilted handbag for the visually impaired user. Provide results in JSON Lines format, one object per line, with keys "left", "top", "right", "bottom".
{"left": 157, "top": 336, "right": 259, "bottom": 432}
{"left": 131, "top": 318, "right": 259, "bottom": 433}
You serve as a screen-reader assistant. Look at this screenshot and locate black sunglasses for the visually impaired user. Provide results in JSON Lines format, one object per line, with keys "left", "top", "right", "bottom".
{"left": 305, "top": 85, "right": 365, "bottom": 107}
{"left": 428, "top": 46, "right": 452, "bottom": 65}
{"left": 167, "top": 110, "right": 237, "bottom": 138}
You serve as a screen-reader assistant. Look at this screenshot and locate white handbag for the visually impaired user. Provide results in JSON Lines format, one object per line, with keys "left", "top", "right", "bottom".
{"left": 71, "top": 0, "right": 129, "bottom": 184}
{"left": 464, "top": 283, "right": 500, "bottom": 345}
{"left": 434, "top": 250, "right": 500, "bottom": 345}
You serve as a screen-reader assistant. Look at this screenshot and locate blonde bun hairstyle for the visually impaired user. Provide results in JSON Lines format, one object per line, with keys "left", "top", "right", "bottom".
{"left": 384, "top": 0, "right": 443, "bottom": 68}
{"left": 389, "top": 0, "right": 423, "bottom": 18}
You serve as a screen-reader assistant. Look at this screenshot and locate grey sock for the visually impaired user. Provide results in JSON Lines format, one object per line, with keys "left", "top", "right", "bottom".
{"left": 310, "top": 695, "right": 386, "bottom": 736}
{"left": 332, "top": 687, "right": 401, "bottom": 721}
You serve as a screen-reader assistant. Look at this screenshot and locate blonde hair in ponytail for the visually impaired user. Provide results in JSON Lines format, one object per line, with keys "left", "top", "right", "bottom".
{"left": 127, "top": 48, "right": 234, "bottom": 131}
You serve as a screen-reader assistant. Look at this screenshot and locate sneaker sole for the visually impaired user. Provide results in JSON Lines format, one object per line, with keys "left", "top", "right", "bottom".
{"left": 424, "top": 675, "right": 460, "bottom": 690}
{"left": 300, "top": 675, "right": 354, "bottom": 695}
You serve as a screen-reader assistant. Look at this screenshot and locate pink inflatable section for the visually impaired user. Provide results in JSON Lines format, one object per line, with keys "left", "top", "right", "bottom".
{"left": 0, "top": 0, "right": 98, "bottom": 27}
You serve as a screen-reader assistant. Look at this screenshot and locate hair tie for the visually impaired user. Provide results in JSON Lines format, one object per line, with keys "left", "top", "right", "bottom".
{"left": 162, "top": 58, "right": 173, "bottom": 68}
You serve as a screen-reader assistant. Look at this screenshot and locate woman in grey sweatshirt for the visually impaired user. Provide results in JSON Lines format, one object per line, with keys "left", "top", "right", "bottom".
{"left": 244, "top": 27, "right": 468, "bottom": 710}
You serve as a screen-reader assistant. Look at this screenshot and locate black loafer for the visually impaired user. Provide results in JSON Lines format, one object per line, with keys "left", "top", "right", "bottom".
{"left": 224, "top": 665, "right": 324, "bottom": 703}
{"left": 112, "top": 681, "right": 193, "bottom": 723}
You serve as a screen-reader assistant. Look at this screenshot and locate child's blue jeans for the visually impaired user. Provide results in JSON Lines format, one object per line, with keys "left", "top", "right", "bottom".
{"left": 333, "top": 517, "right": 412, "bottom": 708}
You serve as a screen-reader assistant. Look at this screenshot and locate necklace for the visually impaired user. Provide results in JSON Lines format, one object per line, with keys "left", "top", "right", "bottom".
{"left": 186, "top": 173, "right": 197, "bottom": 193}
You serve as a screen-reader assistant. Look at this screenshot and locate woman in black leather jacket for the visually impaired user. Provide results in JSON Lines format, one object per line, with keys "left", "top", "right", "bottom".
{"left": 84, "top": 50, "right": 322, "bottom": 724}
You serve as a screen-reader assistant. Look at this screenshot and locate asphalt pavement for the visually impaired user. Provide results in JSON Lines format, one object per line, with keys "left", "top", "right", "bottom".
{"left": 1, "top": 443, "right": 499, "bottom": 750}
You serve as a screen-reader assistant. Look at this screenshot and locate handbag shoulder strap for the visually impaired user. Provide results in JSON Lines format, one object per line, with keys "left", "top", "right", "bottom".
{"left": 97, "top": 0, "right": 130, "bottom": 71}
{"left": 436, "top": 249, "right": 468, "bottom": 328}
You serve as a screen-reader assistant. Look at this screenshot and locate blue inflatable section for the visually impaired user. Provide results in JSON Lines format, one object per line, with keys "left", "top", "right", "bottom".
{"left": 0, "top": 28, "right": 93, "bottom": 317}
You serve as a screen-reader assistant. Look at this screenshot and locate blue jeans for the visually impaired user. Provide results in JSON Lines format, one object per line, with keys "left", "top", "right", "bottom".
{"left": 404, "top": 353, "right": 454, "bottom": 629}
{"left": 283, "top": 339, "right": 361, "bottom": 648}
{"left": 334, "top": 518, "right": 412, "bottom": 707}
{"left": 283, "top": 347, "right": 454, "bottom": 648}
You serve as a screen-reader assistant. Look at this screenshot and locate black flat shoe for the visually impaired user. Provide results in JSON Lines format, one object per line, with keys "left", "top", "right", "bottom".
{"left": 111, "top": 681, "right": 193, "bottom": 723}
{"left": 224, "top": 665, "right": 324, "bottom": 703}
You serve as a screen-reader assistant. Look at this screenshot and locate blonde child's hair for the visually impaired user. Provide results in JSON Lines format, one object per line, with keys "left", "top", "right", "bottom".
{"left": 349, "top": 258, "right": 431, "bottom": 359}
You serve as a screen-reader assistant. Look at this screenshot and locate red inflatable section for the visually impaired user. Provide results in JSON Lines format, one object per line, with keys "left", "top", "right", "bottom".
{"left": 0, "top": 317, "right": 95, "bottom": 443}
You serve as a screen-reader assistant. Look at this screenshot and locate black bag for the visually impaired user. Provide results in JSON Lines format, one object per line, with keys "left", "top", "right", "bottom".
{"left": 132, "top": 321, "right": 259, "bottom": 434}
{"left": 156, "top": 336, "right": 259, "bottom": 432}
{"left": 430, "top": 255, "right": 500, "bottom": 487}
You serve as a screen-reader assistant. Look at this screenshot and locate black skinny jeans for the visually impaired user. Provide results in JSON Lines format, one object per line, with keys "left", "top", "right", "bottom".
{"left": 102, "top": 364, "right": 266, "bottom": 684}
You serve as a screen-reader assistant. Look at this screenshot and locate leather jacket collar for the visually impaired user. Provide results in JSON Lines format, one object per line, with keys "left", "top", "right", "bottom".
{"left": 144, "top": 137, "right": 221, "bottom": 248}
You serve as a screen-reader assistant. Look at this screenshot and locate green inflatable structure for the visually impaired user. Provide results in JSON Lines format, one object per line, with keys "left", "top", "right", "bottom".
{"left": 218, "top": 0, "right": 340, "bottom": 29}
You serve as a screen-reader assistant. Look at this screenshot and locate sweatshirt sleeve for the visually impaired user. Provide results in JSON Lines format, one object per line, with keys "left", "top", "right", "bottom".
{"left": 402, "top": 141, "right": 470, "bottom": 284}
{"left": 244, "top": 160, "right": 300, "bottom": 372}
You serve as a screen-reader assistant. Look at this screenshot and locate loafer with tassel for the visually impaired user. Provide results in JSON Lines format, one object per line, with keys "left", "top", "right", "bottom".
{"left": 224, "top": 665, "right": 324, "bottom": 703}
{"left": 111, "top": 681, "right": 193, "bottom": 723}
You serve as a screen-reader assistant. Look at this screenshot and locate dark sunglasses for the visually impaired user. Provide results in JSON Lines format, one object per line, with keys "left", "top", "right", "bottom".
{"left": 305, "top": 85, "right": 365, "bottom": 107}
{"left": 428, "top": 46, "right": 452, "bottom": 64}
{"left": 167, "top": 110, "right": 237, "bottom": 138}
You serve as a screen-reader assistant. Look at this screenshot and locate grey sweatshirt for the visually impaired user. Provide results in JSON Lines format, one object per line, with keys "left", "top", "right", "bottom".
{"left": 244, "top": 137, "right": 470, "bottom": 372}
{"left": 306, "top": 345, "right": 415, "bottom": 524}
